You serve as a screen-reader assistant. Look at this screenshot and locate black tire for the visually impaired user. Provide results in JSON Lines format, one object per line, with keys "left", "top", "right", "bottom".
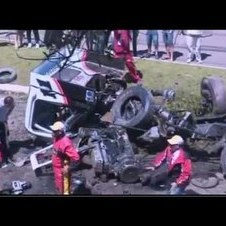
{"left": 111, "top": 86, "right": 156, "bottom": 129}
{"left": 220, "top": 146, "right": 226, "bottom": 178}
{"left": 191, "top": 172, "right": 219, "bottom": 188}
{"left": 119, "top": 165, "right": 140, "bottom": 183}
{"left": 201, "top": 76, "right": 226, "bottom": 114}
{"left": 0, "top": 68, "right": 17, "bottom": 84}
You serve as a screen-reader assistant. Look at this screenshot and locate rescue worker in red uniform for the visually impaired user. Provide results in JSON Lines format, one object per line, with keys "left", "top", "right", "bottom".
{"left": 50, "top": 121, "right": 80, "bottom": 195}
{"left": 113, "top": 30, "right": 142, "bottom": 83}
{"left": 144, "top": 135, "right": 192, "bottom": 194}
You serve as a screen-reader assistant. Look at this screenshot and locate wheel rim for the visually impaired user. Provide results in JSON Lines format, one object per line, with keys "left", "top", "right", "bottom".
{"left": 120, "top": 97, "right": 143, "bottom": 121}
{"left": 120, "top": 165, "right": 139, "bottom": 183}
{"left": 0, "top": 71, "right": 11, "bottom": 79}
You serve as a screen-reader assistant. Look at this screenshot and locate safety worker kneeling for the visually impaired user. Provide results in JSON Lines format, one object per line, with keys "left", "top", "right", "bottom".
{"left": 50, "top": 121, "right": 80, "bottom": 195}
{"left": 144, "top": 135, "right": 192, "bottom": 195}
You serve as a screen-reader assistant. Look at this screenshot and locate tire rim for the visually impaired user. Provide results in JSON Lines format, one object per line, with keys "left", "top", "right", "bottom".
{"left": 0, "top": 71, "right": 11, "bottom": 79}
{"left": 121, "top": 97, "right": 143, "bottom": 121}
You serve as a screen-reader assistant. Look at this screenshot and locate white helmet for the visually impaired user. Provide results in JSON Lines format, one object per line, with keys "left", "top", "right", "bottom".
{"left": 167, "top": 135, "right": 184, "bottom": 145}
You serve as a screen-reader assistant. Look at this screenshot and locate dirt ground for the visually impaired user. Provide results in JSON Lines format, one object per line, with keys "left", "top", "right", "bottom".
{"left": 1, "top": 91, "right": 226, "bottom": 195}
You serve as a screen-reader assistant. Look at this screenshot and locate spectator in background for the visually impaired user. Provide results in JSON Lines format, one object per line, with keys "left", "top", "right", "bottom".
{"left": 14, "top": 30, "right": 25, "bottom": 49}
{"left": 182, "top": 30, "right": 204, "bottom": 63}
{"left": 26, "top": 30, "right": 40, "bottom": 48}
{"left": 93, "top": 30, "right": 106, "bottom": 54}
{"left": 104, "top": 30, "right": 112, "bottom": 48}
{"left": 0, "top": 96, "right": 15, "bottom": 168}
{"left": 162, "top": 30, "right": 174, "bottom": 61}
{"left": 44, "top": 30, "right": 64, "bottom": 53}
{"left": 131, "top": 30, "right": 139, "bottom": 56}
{"left": 143, "top": 30, "right": 159, "bottom": 59}
{"left": 85, "top": 30, "right": 94, "bottom": 51}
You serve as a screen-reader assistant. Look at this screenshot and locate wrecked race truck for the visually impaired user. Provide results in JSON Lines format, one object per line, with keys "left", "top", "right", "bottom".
{"left": 25, "top": 47, "right": 128, "bottom": 139}
{"left": 111, "top": 76, "right": 226, "bottom": 177}
{"left": 26, "top": 36, "right": 176, "bottom": 186}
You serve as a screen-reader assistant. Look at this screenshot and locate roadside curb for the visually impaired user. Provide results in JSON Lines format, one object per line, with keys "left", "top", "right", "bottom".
{"left": 135, "top": 56, "right": 226, "bottom": 70}
{"left": 0, "top": 84, "right": 29, "bottom": 94}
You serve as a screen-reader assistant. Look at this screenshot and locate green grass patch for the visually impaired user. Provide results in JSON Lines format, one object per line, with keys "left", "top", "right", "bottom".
{"left": 136, "top": 59, "right": 226, "bottom": 113}
{"left": 0, "top": 44, "right": 45, "bottom": 85}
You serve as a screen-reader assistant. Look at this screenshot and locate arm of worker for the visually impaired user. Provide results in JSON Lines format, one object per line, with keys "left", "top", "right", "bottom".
{"left": 176, "top": 159, "right": 192, "bottom": 186}
{"left": 152, "top": 146, "right": 169, "bottom": 169}
{"left": 145, "top": 147, "right": 169, "bottom": 170}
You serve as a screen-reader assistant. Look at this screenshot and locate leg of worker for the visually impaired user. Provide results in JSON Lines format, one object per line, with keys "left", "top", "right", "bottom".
{"left": 53, "top": 166, "right": 64, "bottom": 194}
{"left": 125, "top": 53, "right": 141, "bottom": 82}
{"left": 63, "top": 161, "right": 70, "bottom": 195}
{"left": 186, "top": 35, "right": 194, "bottom": 62}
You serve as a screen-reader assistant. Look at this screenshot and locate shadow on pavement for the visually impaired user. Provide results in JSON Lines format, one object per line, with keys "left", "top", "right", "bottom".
{"left": 186, "top": 189, "right": 200, "bottom": 195}
{"left": 174, "top": 51, "right": 183, "bottom": 60}
{"left": 201, "top": 53, "right": 212, "bottom": 60}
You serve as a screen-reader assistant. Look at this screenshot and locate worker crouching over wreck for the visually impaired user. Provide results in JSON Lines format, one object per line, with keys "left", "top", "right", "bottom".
{"left": 143, "top": 135, "right": 192, "bottom": 195}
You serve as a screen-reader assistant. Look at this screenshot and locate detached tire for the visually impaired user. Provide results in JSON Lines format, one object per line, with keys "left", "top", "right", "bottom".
{"left": 201, "top": 76, "right": 226, "bottom": 114}
{"left": 0, "top": 68, "right": 17, "bottom": 84}
{"left": 191, "top": 172, "right": 219, "bottom": 188}
{"left": 111, "top": 86, "right": 156, "bottom": 129}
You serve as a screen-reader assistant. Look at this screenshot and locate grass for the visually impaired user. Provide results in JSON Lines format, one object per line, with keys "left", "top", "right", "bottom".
{"left": 1, "top": 44, "right": 226, "bottom": 112}
{"left": 0, "top": 44, "right": 45, "bottom": 85}
{"left": 136, "top": 59, "right": 226, "bottom": 113}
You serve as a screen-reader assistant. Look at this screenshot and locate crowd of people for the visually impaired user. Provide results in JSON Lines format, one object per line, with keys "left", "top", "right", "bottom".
{"left": 138, "top": 30, "right": 212, "bottom": 63}
{"left": 13, "top": 30, "right": 212, "bottom": 64}
{"left": 14, "top": 30, "right": 40, "bottom": 49}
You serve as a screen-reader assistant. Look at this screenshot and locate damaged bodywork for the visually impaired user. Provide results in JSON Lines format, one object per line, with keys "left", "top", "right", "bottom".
{"left": 111, "top": 76, "right": 226, "bottom": 177}
{"left": 25, "top": 48, "right": 127, "bottom": 139}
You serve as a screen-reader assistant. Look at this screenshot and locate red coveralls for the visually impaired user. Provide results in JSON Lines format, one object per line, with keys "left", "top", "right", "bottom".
{"left": 52, "top": 135, "right": 80, "bottom": 194}
{"left": 113, "top": 30, "right": 141, "bottom": 83}
{"left": 152, "top": 145, "right": 192, "bottom": 187}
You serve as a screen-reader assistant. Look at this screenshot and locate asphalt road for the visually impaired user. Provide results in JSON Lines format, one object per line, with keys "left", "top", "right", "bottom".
{"left": 136, "top": 30, "right": 226, "bottom": 69}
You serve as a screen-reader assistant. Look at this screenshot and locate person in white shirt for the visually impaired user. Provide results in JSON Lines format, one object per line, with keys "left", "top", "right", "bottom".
{"left": 183, "top": 30, "right": 203, "bottom": 63}
{"left": 0, "top": 96, "right": 15, "bottom": 167}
